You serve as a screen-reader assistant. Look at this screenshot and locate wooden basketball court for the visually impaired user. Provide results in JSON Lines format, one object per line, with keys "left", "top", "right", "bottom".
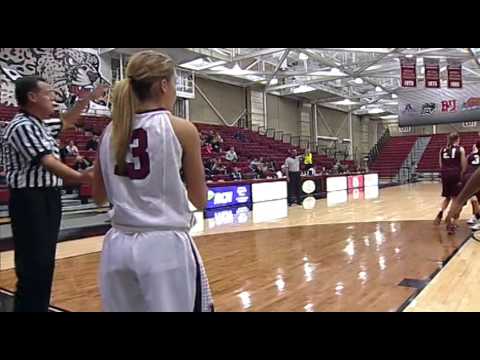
{"left": 1, "top": 182, "right": 480, "bottom": 312}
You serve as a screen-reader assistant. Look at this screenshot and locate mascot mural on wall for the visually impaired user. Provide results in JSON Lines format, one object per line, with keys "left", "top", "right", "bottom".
{"left": 0, "top": 48, "right": 110, "bottom": 108}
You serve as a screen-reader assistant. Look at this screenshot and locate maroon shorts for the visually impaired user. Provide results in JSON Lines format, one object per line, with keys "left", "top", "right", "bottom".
{"left": 441, "top": 172, "right": 462, "bottom": 198}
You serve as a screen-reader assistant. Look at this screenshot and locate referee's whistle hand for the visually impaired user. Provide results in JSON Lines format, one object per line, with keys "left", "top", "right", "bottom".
{"left": 78, "top": 169, "right": 94, "bottom": 184}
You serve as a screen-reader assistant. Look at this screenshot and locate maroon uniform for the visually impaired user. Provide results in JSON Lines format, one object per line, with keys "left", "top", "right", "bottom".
{"left": 440, "top": 145, "right": 463, "bottom": 198}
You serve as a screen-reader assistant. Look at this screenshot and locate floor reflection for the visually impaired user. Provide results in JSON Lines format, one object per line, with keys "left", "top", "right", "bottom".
{"left": 191, "top": 186, "right": 381, "bottom": 235}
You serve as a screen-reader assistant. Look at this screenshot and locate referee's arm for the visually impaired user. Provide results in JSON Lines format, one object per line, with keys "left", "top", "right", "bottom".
{"left": 9, "top": 123, "right": 91, "bottom": 184}
{"left": 61, "top": 86, "right": 108, "bottom": 130}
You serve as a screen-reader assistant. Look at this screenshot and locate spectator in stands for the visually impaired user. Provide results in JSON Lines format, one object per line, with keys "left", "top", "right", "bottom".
{"left": 86, "top": 135, "right": 100, "bottom": 151}
{"left": 225, "top": 146, "right": 238, "bottom": 162}
{"left": 234, "top": 130, "right": 246, "bottom": 142}
{"left": 206, "top": 130, "right": 215, "bottom": 144}
{"left": 249, "top": 158, "right": 259, "bottom": 171}
{"left": 267, "top": 160, "right": 276, "bottom": 172}
{"left": 334, "top": 160, "right": 345, "bottom": 174}
{"left": 214, "top": 158, "right": 227, "bottom": 175}
{"left": 211, "top": 133, "right": 223, "bottom": 153}
{"left": 74, "top": 155, "right": 92, "bottom": 171}
{"left": 65, "top": 140, "right": 79, "bottom": 157}
{"left": 276, "top": 166, "right": 286, "bottom": 179}
{"left": 200, "top": 133, "right": 207, "bottom": 147}
{"left": 231, "top": 167, "right": 242, "bottom": 181}
{"left": 205, "top": 158, "right": 225, "bottom": 176}
{"left": 203, "top": 142, "right": 212, "bottom": 155}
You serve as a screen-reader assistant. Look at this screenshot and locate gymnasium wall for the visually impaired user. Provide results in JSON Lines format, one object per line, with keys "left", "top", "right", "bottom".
{"left": 389, "top": 122, "right": 480, "bottom": 136}
{"left": 436, "top": 122, "right": 480, "bottom": 134}
{"left": 189, "top": 77, "right": 247, "bottom": 126}
{"left": 266, "top": 94, "right": 301, "bottom": 137}
{"left": 0, "top": 48, "right": 111, "bottom": 107}
{"left": 316, "top": 106, "right": 350, "bottom": 140}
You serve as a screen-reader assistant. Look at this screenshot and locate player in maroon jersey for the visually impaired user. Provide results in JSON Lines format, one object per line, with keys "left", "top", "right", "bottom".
{"left": 434, "top": 132, "right": 467, "bottom": 234}
{"left": 463, "top": 140, "right": 480, "bottom": 229}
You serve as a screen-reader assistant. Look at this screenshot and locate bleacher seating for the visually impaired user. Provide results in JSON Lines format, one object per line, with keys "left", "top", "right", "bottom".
{"left": 0, "top": 104, "right": 350, "bottom": 203}
{"left": 369, "top": 135, "right": 418, "bottom": 178}
{"left": 195, "top": 123, "right": 337, "bottom": 175}
{"left": 417, "top": 132, "right": 480, "bottom": 173}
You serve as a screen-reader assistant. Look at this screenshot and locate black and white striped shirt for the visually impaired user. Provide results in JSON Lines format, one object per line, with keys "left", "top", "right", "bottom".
{"left": 2, "top": 112, "right": 63, "bottom": 189}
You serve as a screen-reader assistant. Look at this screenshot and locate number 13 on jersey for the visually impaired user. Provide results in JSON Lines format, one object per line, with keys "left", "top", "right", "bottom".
{"left": 115, "top": 128, "right": 150, "bottom": 180}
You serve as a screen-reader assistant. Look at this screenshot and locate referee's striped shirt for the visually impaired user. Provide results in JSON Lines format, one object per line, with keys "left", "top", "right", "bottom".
{"left": 2, "top": 112, "right": 63, "bottom": 189}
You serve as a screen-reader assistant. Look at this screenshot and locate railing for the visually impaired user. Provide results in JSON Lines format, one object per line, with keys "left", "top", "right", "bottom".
{"left": 367, "top": 128, "right": 391, "bottom": 166}
{"left": 274, "top": 130, "right": 284, "bottom": 141}
{"left": 265, "top": 128, "right": 275, "bottom": 138}
{"left": 299, "top": 136, "right": 310, "bottom": 150}
{"left": 291, "top": 136, "right": 300, "bottom": 147}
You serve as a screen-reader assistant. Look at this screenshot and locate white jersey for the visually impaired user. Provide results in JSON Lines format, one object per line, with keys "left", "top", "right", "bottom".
{"left": 100, "top": 109, "right": 194, "bottom": 233}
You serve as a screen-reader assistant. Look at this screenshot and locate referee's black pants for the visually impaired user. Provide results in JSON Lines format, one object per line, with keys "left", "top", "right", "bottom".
{"left": 288, "top": 171, "right": 302, "bottom": 205}
{"left": 9, "top": 188, "right": 61, "bottom": 312}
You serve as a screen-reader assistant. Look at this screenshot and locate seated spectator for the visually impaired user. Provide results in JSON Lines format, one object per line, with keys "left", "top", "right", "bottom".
{"left": 205, "top": 158, "right": 216, "bottom": 175}
{"left": 276, "top": 166, "right": 286, "bottom": 179}
{"left": 334, "top": 161, "right": 345, "bottom": 174}
{"left": 74, "top": 155, "right": 92, "bottom": 171}
{"left": 234, "top": 130, "right": 246, "bottom": 142}
{"left": 230, "top": 167, "right": 242, "bottom": 181}
{"left": 215, "top": 158, "right": 227, "bottom": 175}
{"left": 225, "top": 146, "right": 238, "bottom": 162}
{"left": 306, "top": 167, "right": 316, "bottom": 176}
{"left": 65, "top": 140, "right": 80, "bottom": 157}
{"left": 200, "top": 133, "right": 207, "bottom": 147}
{"left": 267, "top": 160, "right": 276, "bottom": 172}
{"left": 86, "top": 135, "right": 100, "bottom": 151}
{"left": 211, "top": 133, "right": 223, "bottom": 153}
{"left": 205, "top": 143, "right": 213, "bottom": 154}
{"left": 249, "top": 158, "right": 260, "bottom": 171}
{"left": 206, "top": 130, "right": 215, "bottom": 144}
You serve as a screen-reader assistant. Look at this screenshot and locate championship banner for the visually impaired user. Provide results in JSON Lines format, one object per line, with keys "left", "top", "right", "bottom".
{"left": 447, "top": 59, "right": 462, "bottom": 89}
{"left": 424, "top": 58, "right": 440, "bottom": 88}
{"left": 398, "top": 83, "right": 480, "bottom": 126}
{"left": 400, "top": 56, "right": 417, "bottom": 87}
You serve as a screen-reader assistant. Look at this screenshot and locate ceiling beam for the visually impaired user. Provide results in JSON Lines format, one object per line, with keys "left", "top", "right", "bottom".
{"left": 265, "top": 49, "right": 291, "bottom": 90}
{"left": 197, "top": 48, "right": 288, "bottom": 71}
{"left": 184, "top": 48, "right": 232, "bottom": 62}
{"left": 468, "top": 48, "right": 480, "bottom": 68}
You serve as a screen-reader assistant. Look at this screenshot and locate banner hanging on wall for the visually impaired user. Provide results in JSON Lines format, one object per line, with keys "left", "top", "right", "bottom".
{"left": 424, "top": 58, "right": 440, "bottom": 88}
{"left": 398, "top": 83, "right": 480, "bottom": 126}
{"left": 400, "top": 57, "right": 417, "bottom": 88}
{"left": 447, "top": 59, "right": 463, "bottom": 89}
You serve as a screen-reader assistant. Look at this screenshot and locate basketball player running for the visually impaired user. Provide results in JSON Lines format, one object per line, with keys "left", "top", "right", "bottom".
{"left": 464, "top": 141, "right": 480, "bottom": 229}
{"left": 91, "top": 51, "right": 213, "bottom": 312}
{"left": 433, "top": 132, "right": 466, "bottom": 235}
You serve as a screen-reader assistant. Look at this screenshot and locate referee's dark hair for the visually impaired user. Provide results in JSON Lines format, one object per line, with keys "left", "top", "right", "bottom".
{"left": 14, "top": 76, "right": 47, "bottom": 107}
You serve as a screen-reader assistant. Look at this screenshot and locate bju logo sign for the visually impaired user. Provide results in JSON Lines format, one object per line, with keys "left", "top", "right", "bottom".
{"left": 441, "top": 100, "right": 457, "bottom": 112}
{"left": 213, "top": 191, "right": 233, "bottom": 205}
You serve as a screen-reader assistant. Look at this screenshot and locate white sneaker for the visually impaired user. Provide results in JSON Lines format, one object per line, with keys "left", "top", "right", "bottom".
{"left": 467, "top": 215, "right": 478, "bottom": 225}
{"left": 470, "top": 222, "right": 480, "bottom": 231}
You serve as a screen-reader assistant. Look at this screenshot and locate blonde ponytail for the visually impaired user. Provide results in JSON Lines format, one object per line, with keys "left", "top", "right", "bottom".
{"left": 110, "top": 50, "right": 175, "bottom": 174}
{"left": 111, "top": 79, "right": 136, "bottom": 175}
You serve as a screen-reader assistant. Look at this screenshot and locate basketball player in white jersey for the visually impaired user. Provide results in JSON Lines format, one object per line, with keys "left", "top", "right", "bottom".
{"left": 91, "top": 50, "right": 213, "bottom": 312}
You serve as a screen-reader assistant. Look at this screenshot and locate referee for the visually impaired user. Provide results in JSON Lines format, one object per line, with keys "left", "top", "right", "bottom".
{"left": 2, "top": 76, "right": 98, "bottom": 312}
{"left": 285, "top": 149, "right": 303, "bottom": 206}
